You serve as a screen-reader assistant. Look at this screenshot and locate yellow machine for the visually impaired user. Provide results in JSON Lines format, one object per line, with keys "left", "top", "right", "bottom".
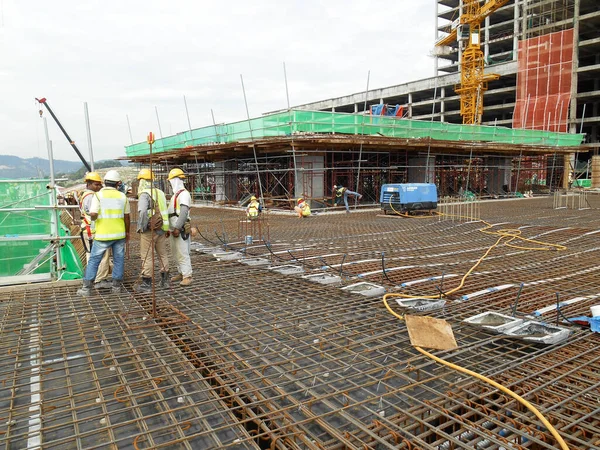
{"left": 435, "top": 0, "right": 509, "bottom": 125}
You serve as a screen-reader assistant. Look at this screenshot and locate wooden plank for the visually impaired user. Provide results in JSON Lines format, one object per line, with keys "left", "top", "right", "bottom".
{"left": 405, "top": 314, "right": 458, "bottom": 350}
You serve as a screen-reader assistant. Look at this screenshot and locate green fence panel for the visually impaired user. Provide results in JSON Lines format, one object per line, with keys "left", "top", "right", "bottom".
{"left": 572, "top": 179, "right": 591, "bottom": 187}
{"left": 0, "top": 180, "right": 84, "bottom": 279}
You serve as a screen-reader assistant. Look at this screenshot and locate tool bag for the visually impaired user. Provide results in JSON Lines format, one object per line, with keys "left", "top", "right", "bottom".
{"left": 148, "top": 195, "right": 164, "bottom": 231}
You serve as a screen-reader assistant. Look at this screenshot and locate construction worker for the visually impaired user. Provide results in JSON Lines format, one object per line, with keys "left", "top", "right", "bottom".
{"left": 135, "top": 168, "right": 170, "bottom": 292}
{"left": 167, "top": 168, "right": 193, "bottom": 286}
{"left": 77, "top": 170, "right": 130, "bottom": 296}
{"left": 333, "top": 184, "right": 362, "bottom": 213}
{"left": 294, "top": 197, "right": 311, "bottom": 218}
{"left": 78, "top": 171, "right": 112, "bottom": 289}
{"left": 246, "top": 195, "right": 262, "bottom": 219}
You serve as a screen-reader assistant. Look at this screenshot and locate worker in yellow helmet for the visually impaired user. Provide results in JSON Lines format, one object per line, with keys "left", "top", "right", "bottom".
{"left": 294, "top": 197, "right": 311, "bottom": 218}
{"left": 167, "top": 168, "right": 193, "bottom": 286}
{"left": 135, "top": 168, "right": 170, "bottom": 292}
{"left": 77, "top": 172, "right": 112, "bottom": 290}
{"left": 246, "top": 195, "right": 262, "bottom": 219}
{"left": 77, "top": 170, "right": 130, "bottom": 296}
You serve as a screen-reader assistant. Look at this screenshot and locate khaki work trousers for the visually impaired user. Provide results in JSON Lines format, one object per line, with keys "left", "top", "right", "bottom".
{"left": 139, "top": 231, "right": 169, "bottom": 278}
{"left": 86, "top": 247, "right": 111, "bottom": 282}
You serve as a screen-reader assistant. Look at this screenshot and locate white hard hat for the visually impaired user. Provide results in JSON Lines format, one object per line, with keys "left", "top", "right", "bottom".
{"left": 104, "top": 170, "right": 121, "bottom": 183}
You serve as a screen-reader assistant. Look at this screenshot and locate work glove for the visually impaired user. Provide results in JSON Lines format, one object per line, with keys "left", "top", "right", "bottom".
{"left": 183, "top": 221, "right": 191, "bottom": 234}
{"left": 172, "top": 228, "right": 180, "bottom": 238}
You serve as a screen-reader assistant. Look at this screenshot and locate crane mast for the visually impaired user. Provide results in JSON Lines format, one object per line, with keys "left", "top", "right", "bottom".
{"left": 435, "top": 0, "right": 509, "bottom": 125}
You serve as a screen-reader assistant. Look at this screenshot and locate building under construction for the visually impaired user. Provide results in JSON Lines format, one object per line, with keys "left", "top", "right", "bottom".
{"left": 2, "top": 0, "right": 600, "bottom": 449}
{"left": 124, "top": 0, "right": 599, "bottom": 205}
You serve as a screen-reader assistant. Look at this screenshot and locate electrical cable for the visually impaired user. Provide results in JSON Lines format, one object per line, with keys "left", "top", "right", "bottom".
{"left": 383, "top": 293, "right": 569, "bottom": 449}
{"left": 381, "top": 200, "right": 571, "bottom": 450}
{"left": 415, "top": 346, "right": 569, "bottom": 450}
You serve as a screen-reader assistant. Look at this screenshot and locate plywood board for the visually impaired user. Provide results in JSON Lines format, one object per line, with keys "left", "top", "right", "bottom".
{"left": 405, "top": 315, "right": 458, "bottom": 350}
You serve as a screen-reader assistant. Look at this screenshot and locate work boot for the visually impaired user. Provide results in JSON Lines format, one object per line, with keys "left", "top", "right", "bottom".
{"left": 77, "top": 280, "right": 93, "bottom": 297}
{"left": 135, "top": 277, "right": 152, "bottom": 293}
{"left": 94, "top": 279, "right": 112, "bottom": 290}
{"left": 180, "top": 276, "right": 192, "bottom": 287}
{"left": 171, "top": 273, "right": 183, "bottom": 283}
{"left": 160, "top": 272, "right": 170, "bottom": 288}
{"left": 111, "top": 279, "right": 123, "bottom": 294}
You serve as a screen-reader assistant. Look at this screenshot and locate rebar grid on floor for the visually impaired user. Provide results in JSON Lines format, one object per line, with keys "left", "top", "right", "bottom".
{"left": 2, "top": 195, "right": 600, "bottom": 449}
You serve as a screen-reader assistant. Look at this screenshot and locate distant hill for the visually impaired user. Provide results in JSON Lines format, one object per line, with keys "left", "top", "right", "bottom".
{"left": 0, "top": 155, "right": 125, "bottom": 179}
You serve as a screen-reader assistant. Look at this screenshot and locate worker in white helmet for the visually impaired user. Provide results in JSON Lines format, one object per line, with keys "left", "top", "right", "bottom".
{"left": 77, "top": 171, "right": 112, "bottom": 289}
{"left": 167, "top": 168, "right": 193, "bottom": 286}
{"left": 77, "top": 170, "right": 131, "bottom": 296}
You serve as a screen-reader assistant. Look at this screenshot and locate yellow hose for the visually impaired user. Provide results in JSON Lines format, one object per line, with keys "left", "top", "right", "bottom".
{"left": 381, "top": 195, "right": 570, "bottom": 449}
{"left": 384, "top": 198, "right": 565, "bottom": 302}
{"left": 383, "top": 298, "right": 569, "bottom": 449}
{"left": 415, "top": 346, "right": 569, "bottom": 450}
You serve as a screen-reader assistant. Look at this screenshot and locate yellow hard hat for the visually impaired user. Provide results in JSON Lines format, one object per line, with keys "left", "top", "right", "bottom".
{"left": 168, "top": 168, "right": 185, "bottom": 180}
{"left": 297, "top": 197, "right": 303, "bottom": 204}
{"left": 137, "top": 168, "right": 154, "bottom": 180}
{"left": 84, "top": 171, "right": 102, "bottom": 183}
{"left": 250, "top": 196, "right": 257, "bottom": 201}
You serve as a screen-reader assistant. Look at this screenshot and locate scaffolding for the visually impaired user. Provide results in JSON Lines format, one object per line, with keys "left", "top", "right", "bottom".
{"left": 0, "top": 179, "right": 84, "bottom": 285}
{"left": 125, "top": 110, "right": 584, "bottom": 158}
{"left": 124, "top": 110, "right": 584, "bottom": 209}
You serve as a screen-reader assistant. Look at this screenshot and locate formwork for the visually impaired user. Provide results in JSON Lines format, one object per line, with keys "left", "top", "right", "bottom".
{"left": 2, "top": 196, "right": 600, "bottom": 449}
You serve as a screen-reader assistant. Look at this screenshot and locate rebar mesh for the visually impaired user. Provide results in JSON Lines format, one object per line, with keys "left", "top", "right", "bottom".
{"left": 2, "top": 196, "right": 600, "bottom": 449}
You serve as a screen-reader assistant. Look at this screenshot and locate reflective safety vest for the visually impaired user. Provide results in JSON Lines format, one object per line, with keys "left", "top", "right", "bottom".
{"left": 78, "top": 189, "right": 96, "bottom": 238}
{"left": 140, "top": 188, "right": 169, "bottom": 231}
{"left": 247, "top": 200, "right": 260, "bottom": 219}
{"left": 335, "top": 187, "right": 346, "bottom": 197}
{"left": 298, "top": 201, "right": 311, "bottom": 217}
{"left": 94, "top": 189, "right": 127, "bottom": 241}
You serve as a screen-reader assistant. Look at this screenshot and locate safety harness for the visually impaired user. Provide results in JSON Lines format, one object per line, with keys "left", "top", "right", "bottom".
{"left": 169, "top": 189, "right": 191, "bottom": 240}
{"left": 78, "top": 190, "right": 94, "bottom": 252}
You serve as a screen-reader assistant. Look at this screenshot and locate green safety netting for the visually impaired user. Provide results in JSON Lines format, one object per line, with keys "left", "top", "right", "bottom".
{"left": 125, "top": 110, "right": 585, "bottom": 157}
{"left": 572, "top": 179, "right": 591, "bottom": 188}
{"left": 0, "top": 180, "right": 83, "bottom": 281}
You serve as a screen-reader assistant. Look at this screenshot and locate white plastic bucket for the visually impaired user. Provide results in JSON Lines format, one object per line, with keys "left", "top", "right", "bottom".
{"left": 590, "top": 305, "right": 600, "bottom": 317}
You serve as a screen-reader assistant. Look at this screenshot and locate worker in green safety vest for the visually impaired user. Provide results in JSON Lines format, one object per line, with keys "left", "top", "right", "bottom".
{"left": 135, "top": 168, "right": 170, "bottom": 292}
{"left": 77, "top": 170, "right": 130, "bottom": 296}
{"left": 78, "top": 171, "right": 112, "bottom": 290}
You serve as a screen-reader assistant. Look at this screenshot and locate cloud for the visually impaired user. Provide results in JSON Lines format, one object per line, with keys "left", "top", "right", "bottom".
{"left": 0, "top": 0, "right": 435, "bottom": 161}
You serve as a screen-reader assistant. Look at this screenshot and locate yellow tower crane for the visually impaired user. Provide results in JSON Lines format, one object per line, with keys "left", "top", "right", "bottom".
{"left": 435, "top": 0, "right": 509, "bottom": 125}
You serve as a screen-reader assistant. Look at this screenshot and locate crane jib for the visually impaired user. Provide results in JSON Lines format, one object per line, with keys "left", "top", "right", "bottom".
{"left": 35, "top": 98, "right": 92, "bottom": 172}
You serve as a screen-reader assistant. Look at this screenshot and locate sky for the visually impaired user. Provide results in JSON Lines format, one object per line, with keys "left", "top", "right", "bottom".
{"left": 0, "top": 0, "right": 436, "bottom": 163}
